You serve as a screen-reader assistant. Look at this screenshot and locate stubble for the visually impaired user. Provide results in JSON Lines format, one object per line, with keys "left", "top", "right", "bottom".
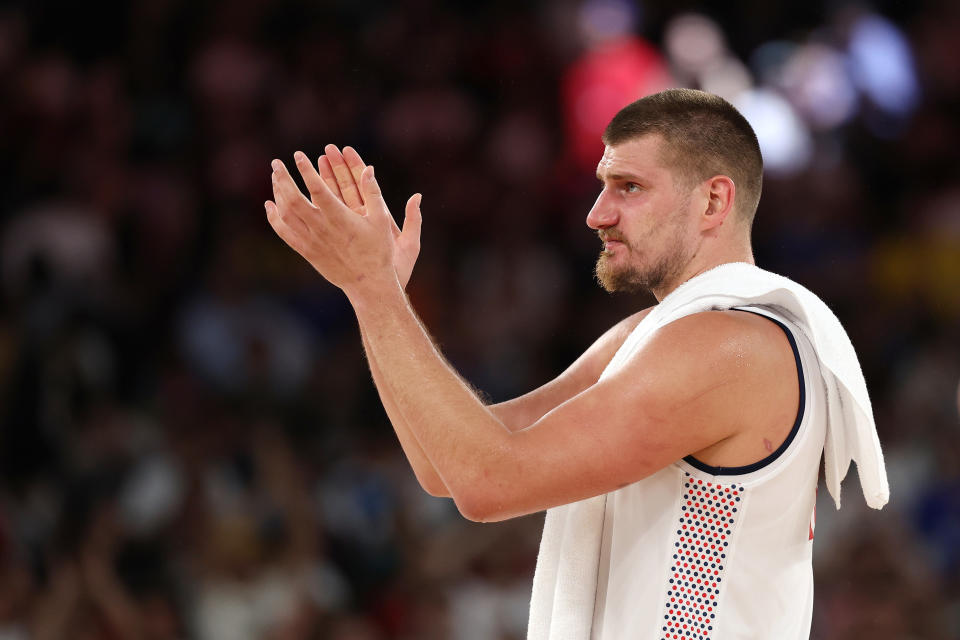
{"left": 594, "top": 214, "right": 692, "bottom": 294}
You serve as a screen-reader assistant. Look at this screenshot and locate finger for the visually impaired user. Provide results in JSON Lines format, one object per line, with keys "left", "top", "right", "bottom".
{"left": 265, "top": 200, "right": 287, "bottom": 237}
{"left": 293, "top": 151, "right": 329, "bottom": 203}
{"left": 341, "top": 146, "right": 367, "bottom": 186}
{"left": 270, "top": 160, "right": 314, "bottom": 236}
{"left": 402, "top": 193, "right": 423, "bottom": 242}
{"left": 344, "top": 145, "right": 399, "bottom": 233}
{"left": 266, "top": 182, "right": 311, "bottom": 240}
{"left": 265, "top": 200, "right": 305, "bottom": 253}
{"left": 325, "top": 144, "right": 364, "bottom": 210}
{"left": 283, "top": 156, "right": 351, "bottom": 224}
{"left": 360, "top": 165, "right": 391, "bottom": 224}
{"left": 316, "top": 155, "right": 345, "bottom": 204}
{"left": 271, "top": 159, "right": 313, "bottom": 213}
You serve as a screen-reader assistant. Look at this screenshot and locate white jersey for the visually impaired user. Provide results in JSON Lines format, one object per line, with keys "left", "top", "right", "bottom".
{"left": 590, "top": 305, "right": 827, "bottom": 640}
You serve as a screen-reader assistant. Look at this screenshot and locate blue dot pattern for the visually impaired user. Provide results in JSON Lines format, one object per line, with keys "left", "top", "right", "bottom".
{"left": 660, "top": 473, "right": 744, "bottom": 640}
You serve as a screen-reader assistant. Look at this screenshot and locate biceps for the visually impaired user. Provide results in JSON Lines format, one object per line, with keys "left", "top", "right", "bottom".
{"left": 476, "top": 370, "right": 737, "bottom": 521}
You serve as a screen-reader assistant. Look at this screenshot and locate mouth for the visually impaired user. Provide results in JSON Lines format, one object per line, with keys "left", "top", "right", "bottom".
{"left": 599, "top": 229, "right": 626, "bottom": 247}
{"left": 601, "top": 239, "right": 624, "bottom": 255}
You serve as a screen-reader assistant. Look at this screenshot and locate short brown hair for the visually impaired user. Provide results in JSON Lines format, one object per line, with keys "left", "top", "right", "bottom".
{"left": 602, "top": 89, "right": 763, "bottom": 224}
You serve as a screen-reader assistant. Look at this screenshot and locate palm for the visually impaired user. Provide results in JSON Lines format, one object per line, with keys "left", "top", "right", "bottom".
{"left": 311, "top": 145, "right": 422, "bottom": 289}
{"left": 392, "top": 224, "right": 419, "bottom": 290}
{"left": 351, "top": 200, "right": 419, "bottom": 289}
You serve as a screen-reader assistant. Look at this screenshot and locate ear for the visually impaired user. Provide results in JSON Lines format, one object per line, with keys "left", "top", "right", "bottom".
{"left": 700, "top": 175, "right": 736, "bottom": 231}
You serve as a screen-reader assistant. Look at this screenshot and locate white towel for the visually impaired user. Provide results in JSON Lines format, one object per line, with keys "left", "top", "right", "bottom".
{"left": 527, "top": 261, "right": 889, "bottom": 640}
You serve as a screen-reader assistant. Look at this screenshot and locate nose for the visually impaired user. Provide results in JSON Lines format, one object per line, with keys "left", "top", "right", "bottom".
{"left": 586, "top": 188, "right": 618, "bottom": 230}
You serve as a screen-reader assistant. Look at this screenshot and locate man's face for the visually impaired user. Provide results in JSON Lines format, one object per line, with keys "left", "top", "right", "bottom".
{"left": 588, "top": 135, "right": 697, "bottom": 294}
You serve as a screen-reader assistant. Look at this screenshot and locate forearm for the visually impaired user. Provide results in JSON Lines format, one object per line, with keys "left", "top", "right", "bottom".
{"left": 359, "top": 322, "right": 451, "bottom": 497}
{"left": 489, "top": 395, "right": 557, "bottom": 432}
{"left": 348, "top": 281, "right": 513, "bottom": 519}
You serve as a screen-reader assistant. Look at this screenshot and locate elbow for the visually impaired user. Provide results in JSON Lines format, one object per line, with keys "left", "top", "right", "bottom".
{"left": 452, "top": 486, "right": 511, "bottom": 523}
{"left": 421, "top": 480, "right": 451, "bottom": 498}
{"left": 415, "top": 473, "right": 451, "bottom": 498}
{"left": 455, "top": 498, "right": 486, "bottom": 522}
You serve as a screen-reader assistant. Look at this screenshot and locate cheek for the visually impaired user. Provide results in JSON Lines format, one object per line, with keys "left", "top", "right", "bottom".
{"left": 629, "top": 203, "right": 666, "bottom": 238}
{"left": 631, "top": 207, "right": 683, "bottom": 249}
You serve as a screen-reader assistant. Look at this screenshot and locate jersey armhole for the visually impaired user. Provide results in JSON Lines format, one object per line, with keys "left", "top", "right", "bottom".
{"left": 682, "top": 306, "right": 806, "bottom": 476}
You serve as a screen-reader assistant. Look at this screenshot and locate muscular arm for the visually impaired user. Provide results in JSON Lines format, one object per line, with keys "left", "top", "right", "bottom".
{"left": 306, "top": 146, "right": 452, "bottom": 496}
{"left": 309, "top": 145, "right": 652, "bottom": 497}
{"left": 360, "top": 323, "right": 450, "bottom": 496}
{"left": 363, "top": 308, "right": 652, "bottom": 497}
{"left": 345, "top": 277, "right": 774, "bottom": 523}
{"left": 267, "top": 155, "right": 794, "bottom": 524}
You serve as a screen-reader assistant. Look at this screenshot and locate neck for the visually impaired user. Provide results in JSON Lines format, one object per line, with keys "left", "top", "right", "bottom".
{"left": 651, "top": 246, "right": 755, "bottom": 302}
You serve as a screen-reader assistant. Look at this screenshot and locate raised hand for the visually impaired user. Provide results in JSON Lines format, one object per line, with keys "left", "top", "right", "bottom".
{"left": 310, "top": 145, "right": 422, "bottom": 289}
{"left": 266, "top": 155, "right": 396, "bottom": 294}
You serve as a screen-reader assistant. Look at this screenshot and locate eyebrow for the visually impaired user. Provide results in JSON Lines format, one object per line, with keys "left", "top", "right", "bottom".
{"left": 596, "top": 171, "right": 644, "bottom": 183}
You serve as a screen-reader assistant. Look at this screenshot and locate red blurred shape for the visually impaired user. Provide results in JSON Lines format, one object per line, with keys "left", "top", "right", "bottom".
{"left": 562, "top": 37, "right": 671, "bottom": 171}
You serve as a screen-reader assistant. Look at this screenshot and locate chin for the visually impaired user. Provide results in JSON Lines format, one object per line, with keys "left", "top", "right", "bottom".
{"left": 595, "top": 256, "right": 645, "bottom": 293}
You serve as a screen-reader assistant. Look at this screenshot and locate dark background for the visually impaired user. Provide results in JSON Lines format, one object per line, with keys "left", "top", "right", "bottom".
{"left": 1, "top": 0, "right": 958, "bottom": 638}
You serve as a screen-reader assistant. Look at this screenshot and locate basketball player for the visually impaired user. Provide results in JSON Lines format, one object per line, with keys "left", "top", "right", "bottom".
{"left": 265, "top": 89, "right": 883, "bottom": 639}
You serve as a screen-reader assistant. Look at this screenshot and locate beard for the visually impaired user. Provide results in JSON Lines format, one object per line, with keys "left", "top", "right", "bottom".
{"left": 594, "top": 228, "right": 690, "bottom": 294}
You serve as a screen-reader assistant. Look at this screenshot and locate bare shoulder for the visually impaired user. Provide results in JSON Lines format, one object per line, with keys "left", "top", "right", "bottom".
{"left": 614, "top": 309, "right": 798, "bottom": 436}
{"left": 591, "top": 306, "right": 796, "bottom": 401}
{"left": 646, "top": 309, "right": 794, "bottom": 367}
{"left": 494, "top": 308, "right": 801, "bottom": 510}
{"left": 510, "top": 308, "right": 802, "bottom": 495}
{"left": 647, "top": 309, "right": 802, "bottom": 467}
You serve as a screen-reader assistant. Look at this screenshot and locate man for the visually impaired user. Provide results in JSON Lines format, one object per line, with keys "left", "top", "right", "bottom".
{"left": 265, "top": 89, "right": 887, "bottom": 639}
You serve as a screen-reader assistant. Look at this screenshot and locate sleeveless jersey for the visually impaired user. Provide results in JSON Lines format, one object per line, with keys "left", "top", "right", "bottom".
{"left": 590, "top": 305, "right": 827, "bottom": 640}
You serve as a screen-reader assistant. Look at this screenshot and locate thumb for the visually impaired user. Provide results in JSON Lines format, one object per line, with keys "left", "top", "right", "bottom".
{"left": 402, "top": 193, "right": 423, "bottom": 241}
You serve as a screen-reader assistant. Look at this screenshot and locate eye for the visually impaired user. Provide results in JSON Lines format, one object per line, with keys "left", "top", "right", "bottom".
{"left": 625, "top": 182, "right": 641, "bottom": 193}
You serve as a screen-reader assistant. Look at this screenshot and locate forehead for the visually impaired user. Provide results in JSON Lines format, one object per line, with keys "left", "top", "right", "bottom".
{"left": 596, "top": 135, "right": 673, "bottom": 180}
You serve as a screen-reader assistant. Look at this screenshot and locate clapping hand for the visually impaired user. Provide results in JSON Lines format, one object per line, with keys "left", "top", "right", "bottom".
{"left": 266, "top": 145, "right": 423, "bottom": 293}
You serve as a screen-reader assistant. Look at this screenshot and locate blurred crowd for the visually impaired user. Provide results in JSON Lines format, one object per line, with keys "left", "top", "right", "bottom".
{"left": 1, "top": 0, "right": 959, "bottom": 638}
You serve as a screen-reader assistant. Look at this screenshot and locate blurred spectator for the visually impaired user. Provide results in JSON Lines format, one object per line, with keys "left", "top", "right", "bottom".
{"left": 1, "top": 0, "right": 959, "bottom": 638}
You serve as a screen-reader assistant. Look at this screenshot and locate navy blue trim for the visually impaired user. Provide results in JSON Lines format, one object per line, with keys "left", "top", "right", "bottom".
{"left": 683, "top": 307, "right": 805, "bottom": 476}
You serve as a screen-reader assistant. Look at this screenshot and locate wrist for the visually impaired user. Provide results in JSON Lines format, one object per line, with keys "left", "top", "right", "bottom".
{"left": 345, "top": 272, "right": 406, "bottom": 312}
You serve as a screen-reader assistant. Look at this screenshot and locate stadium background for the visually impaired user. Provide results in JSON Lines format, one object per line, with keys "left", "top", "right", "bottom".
{"left": 1, "top": 0, "right": 959, "bottom": 638}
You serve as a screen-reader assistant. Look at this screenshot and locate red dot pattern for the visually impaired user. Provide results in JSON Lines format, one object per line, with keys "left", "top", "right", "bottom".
{"left": 660, "top": 473, "right": 744, "bottom": 640}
